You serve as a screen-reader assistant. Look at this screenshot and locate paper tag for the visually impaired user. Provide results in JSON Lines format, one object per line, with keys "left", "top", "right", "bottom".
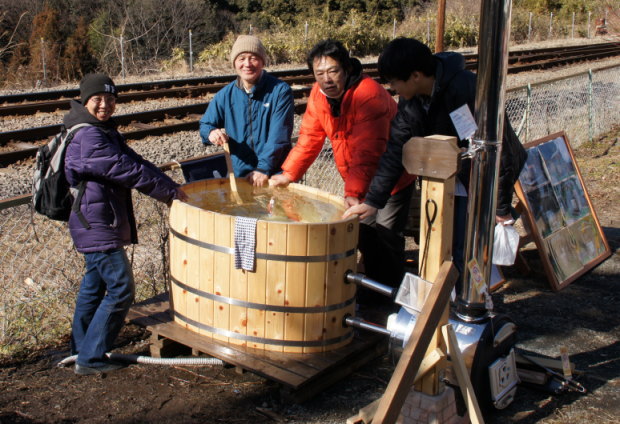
{"left": 560, "top": 346, "right": 572, "bottom": 379}
{"left": 467, "top": 258, "right": 486, "bottom": 294}
{"left": 449, "top": 104, "right": 478, "bottom": 141}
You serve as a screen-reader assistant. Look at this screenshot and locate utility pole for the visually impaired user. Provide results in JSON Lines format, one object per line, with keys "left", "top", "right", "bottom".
{"left": 435, "top": 0, "right": 446, "bottom": 52}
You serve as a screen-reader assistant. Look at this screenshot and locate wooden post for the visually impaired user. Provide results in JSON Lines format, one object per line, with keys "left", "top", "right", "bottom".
{"left": 435, "top": 0, "right": 447, "bottom": 52}
{"left": 403, "top": 135, "right": 458, "bottom": 395}
{"left": 417, "top": 175, "right": 454, "bottom": 393}
{"left": 368, "top": 135, "right": 461, "bottom": 423}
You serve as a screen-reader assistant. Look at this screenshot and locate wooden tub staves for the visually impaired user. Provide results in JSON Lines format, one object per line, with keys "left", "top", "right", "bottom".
{"left": 169, "top": 178, "right": 359, "bottom": 353}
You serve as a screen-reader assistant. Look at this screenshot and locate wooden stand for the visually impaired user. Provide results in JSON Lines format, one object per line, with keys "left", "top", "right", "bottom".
{"left": 348, "top": 136, "right": 485, "bottom": 424}
{"left": 126, "top": 293, "right": 387, "bottom": 403}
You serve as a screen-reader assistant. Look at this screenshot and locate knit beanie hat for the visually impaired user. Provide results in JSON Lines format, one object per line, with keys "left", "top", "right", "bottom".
{"left": 80, "top": 73, "right": 118, "bottom": 104}
{"left": 230, "top": 35, "right": 268, "bottom": 66}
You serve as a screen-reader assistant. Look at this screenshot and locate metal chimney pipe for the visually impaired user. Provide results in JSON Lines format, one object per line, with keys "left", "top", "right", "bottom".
{"left": 456, "top": 0, "right": 513, "bottom": 322}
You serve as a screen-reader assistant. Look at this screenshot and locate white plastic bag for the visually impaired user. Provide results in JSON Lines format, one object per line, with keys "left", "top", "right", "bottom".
{"left": 493, "top": 221, "right": 520, "bottom": 266}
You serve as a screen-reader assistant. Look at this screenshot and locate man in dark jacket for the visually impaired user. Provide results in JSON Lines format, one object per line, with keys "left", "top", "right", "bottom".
{"left": 64, "top": 73, "right": 186, "bottom": 375}
{"left": 345, "top": 38, "right": 527, "bottom": 278}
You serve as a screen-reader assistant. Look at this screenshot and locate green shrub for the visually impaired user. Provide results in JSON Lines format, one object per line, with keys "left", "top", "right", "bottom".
{"left": 444, "top": 15, "right": 478, "bottom": 48}
{"left": 162, "top": 47, "right": 186, "bottom": 71}
{"left": 197, "top": 10, "right": 393, "bottom": 68}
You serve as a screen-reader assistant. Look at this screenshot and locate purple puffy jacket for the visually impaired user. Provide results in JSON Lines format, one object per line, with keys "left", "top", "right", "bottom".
{"left": 64, "top": 101, "right": 178, "bottom": 253}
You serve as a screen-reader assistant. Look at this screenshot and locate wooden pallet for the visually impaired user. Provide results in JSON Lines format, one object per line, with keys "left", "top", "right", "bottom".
{"left": 126, "top": 293, "right": 388, "bottom": 402}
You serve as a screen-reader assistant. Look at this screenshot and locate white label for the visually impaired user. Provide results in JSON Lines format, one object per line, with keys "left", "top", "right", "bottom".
{"left": 560, "top": 346, "right": 572, "bottom": 379}
{"left": 468, "top": 258, "right": 486, "bottom": 294}
{"left": 449, "top": 104, "right": 478, "bottom": 140}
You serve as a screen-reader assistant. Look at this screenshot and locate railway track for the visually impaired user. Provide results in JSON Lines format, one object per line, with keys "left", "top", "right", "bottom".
{"left": 1, "top": 42, "right": 618, "bottom": 167}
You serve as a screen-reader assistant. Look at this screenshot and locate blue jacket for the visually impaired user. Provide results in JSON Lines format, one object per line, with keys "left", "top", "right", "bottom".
{"left": 64, "top": 100, "right": 178, "bottom": 253}
{"left": 199, "top": 71, "right": 294, "bottom": 177}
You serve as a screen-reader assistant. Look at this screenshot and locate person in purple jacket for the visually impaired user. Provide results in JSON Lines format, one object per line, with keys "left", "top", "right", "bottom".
{"left": 64, "top": 73, "right": 187, "bottom": 375}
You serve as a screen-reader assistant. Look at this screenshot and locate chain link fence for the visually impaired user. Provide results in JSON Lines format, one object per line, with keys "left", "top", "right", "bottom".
{"left": 1, "top": 64, "right": 618, "bottom": 357}
{"left": 506, "top": 64, "right": 619, "bottom": 145}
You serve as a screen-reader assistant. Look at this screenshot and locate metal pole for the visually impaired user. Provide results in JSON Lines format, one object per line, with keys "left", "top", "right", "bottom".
{"left": 427, "top": 15, "right": 431, "bottom": 44}
{"left": 189, "top": 30, "right": 193, "bottom": 73}
{"left": 549, "top": 12, "right": 553, "bottom": 39}
{"left": 572, "top": 12, "right": 575, "bottom": 38}
{"left": 587, "top": 11, "right": 591, "bottom": 38}
{"left": 457, "top": 0, "right": 513, "bottom": 322}
{"left": 120, "top": 35, "right": 126, "bottom": 80}
{"left": 344, "top": 316, "right": 392, "bottom": 337}
{"left": 435, "top": 0, "right": 446, "bottom": 52}
{"left": 345, "top": 272, "right": 396, "bottom": 299}
{"left": 588, "top": 69, "right": 594, "bottom": 143}
{"left": 40, "top": 38, "right": 47, "bottom": 84}
{"left": 528, "top": 12, "right": 533, "bottom": 41}
{"left": 526, "top": 83, "right": 531, "bottom": 142}
{"left": 304, "top": 21, "right": 308, "bottom": 42}
{"left": 393, "top": 18, "right": 397, "bottom": 39}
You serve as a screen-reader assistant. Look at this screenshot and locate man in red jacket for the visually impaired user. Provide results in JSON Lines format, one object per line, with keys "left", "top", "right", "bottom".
{"left": 271, "top": 40, "right": 415, "bottom": 290}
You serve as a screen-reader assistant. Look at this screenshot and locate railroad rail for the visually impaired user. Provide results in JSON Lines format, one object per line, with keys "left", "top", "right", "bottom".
{"left": 1, "top": 42, "right": 618, "bottom": 167}
{"left": 1, "top": 42, "right": 617, "bottom": 113}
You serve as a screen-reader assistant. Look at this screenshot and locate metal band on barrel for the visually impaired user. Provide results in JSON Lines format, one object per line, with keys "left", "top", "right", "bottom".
{"left": 171, "top": 276, "right": 355, "bottom": 313}
{"left": 170, "top": 228, "right": 355, "bottom": 263}
{"left": 173, "top": 310, "right": 353, "bottom": 347}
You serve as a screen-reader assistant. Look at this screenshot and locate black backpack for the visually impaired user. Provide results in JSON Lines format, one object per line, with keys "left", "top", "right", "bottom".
{"left": 32, "top": 123, "right": 91, "bottom": 227}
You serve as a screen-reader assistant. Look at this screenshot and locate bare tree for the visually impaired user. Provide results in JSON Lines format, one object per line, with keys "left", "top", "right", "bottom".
{"left": 91, "top": 0, "right": 217, "bottom": 75}
{"left": 0, "top": 11, "right": 28, "bottom": 61}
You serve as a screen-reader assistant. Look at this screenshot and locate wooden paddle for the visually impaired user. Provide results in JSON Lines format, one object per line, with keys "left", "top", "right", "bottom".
{"left": 222, "top": 140, "right": 243, "bottom": 204}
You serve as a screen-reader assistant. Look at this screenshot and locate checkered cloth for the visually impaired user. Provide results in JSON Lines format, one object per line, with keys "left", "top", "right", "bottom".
{"left": 234, "top": 216, "right": 257, "bottom": 271}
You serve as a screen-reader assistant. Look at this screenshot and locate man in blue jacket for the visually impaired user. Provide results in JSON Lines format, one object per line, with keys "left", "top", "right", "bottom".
{"left": 65, "top": 73, "right": 186, "bottom": 375}
{"left": 199, "top": 35, "right": 295, "bottom": 186}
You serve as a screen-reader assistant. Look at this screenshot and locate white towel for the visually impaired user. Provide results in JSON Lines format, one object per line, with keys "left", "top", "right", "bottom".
{"left": 234, "top": 216, "right": 257, "bottom": 271}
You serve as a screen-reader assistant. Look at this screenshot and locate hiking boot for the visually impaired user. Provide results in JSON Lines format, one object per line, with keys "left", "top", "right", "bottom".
{"left": 74, "top": 362, "right": 126, "bottom": 375}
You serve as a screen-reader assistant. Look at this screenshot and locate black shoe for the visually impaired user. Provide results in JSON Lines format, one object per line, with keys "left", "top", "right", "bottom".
{"left": 74, "top": 361, "right": 126, "bottom": 375}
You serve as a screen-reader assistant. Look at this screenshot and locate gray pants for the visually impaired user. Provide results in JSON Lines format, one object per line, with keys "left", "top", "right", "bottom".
{"left": 358, "top": 183, "right": 415, "bottom": 288}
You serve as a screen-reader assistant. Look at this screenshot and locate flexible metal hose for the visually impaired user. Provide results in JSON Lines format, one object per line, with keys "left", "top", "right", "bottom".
{"left": 57, "top": 353, "right": 224, "bottom": 368}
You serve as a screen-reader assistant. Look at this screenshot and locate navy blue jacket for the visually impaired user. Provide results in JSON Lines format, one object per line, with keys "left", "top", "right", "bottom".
{"left": 64, "top": 100, "right": 178, "bottom": 253}
{"left": 199, "top": 71, "right": 294, "bottom": 177}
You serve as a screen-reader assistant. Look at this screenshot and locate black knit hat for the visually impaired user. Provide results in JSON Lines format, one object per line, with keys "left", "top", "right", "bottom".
{"left": 79, "top": 73, "right": 117, "bottom": 104}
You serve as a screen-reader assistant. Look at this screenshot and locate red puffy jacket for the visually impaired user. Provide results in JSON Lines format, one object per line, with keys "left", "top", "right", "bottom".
{"left": 281, "top": 75, "right": 415, "bottom": 200}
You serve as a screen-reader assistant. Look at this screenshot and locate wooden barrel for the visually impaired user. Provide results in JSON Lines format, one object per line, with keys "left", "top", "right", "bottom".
{"left": 169, "top": 178, "right": 359, "bottom": 353}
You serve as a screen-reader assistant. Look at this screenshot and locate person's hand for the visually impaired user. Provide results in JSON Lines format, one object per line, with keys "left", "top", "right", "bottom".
{"left": 343, "top": 203, "right": 377, "bottom": 220}
{"left": 496, "top": 214, "right": 514, "bottom": 225}
{"left": 208, "top": 128, "right": 229, "bottom": 146}
{"left": 270, "top": 174, "right": 291, "bottom": 187}
{"left": 344, "top": 196, "right": 360, "bottom": 209}
{"left": 168, "top": 187, "right": 188, "bottom": 207}
{"left": 247, "top": 171, "right": 268, "bottom": 187}
{"left": 176, "top": 187, "right": 189, "bottom": 201}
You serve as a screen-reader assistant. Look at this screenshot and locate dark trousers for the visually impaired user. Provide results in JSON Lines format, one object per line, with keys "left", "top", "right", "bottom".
{"left": 358, "top": 183, "right": 415, "bottom": 288}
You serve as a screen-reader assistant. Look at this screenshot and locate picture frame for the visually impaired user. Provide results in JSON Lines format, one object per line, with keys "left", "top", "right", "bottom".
{"left": 514, "top": 131, "right": 611, "bottom": 291}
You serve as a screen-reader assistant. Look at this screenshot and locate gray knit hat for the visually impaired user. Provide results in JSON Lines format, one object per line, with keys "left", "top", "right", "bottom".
{"left": 230, "top": 35, "right": 268, "bottom": 66}
{"left": 80, "top": 73, "right": 117, "bottom": 104}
